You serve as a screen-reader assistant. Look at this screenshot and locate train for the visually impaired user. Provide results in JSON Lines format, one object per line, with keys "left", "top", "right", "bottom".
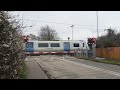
{"left": 24, "top": 40, "right": 90, "bottom": 55}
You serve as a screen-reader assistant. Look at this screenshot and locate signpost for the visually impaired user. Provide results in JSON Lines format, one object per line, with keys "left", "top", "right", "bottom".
{"left": 87, "top": 37, "right": 96, "bottom": 58}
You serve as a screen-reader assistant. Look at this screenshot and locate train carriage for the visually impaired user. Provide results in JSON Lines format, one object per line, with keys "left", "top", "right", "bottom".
{"left": 24, "top": 40, "right": 90, "bottom": 55}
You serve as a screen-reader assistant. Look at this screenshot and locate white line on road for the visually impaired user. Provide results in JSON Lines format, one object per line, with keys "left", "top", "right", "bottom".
{"left": 34, "top": 57, "right": 49, "bottom": 62}
{"left": 25, "top": 57, "right": 28, "bottom": 61}
{"left": 58, "top": 58, "right": 120, "bottom": 77}
{"left": 50, "top": 56, "right": 53, "bottom": 61}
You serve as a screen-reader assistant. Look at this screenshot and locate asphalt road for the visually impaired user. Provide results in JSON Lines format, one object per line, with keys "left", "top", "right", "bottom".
{"left": 26, "top": 55, "right": 120, "bottom": 79}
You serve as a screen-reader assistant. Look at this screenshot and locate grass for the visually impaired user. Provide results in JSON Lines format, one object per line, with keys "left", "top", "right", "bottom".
{"left": 92, "top": 59, "right": 120, "bottom": 66}
{"left": 76, "top": 56, "right": 120, "bottom": 66}
{"left": 17, "top": 60, "right": 27, "bottom": 79}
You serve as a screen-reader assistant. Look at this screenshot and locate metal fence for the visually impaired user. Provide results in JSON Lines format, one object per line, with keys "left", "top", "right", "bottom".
{"left": 74, "top": 49, "right": 93, "bottom": 58}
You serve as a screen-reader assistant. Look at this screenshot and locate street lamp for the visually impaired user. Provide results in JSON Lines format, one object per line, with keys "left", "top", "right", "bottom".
{"left": 71, "top": 25, "right": 74, "bottom": 40}
{"left": 96, "top": 11, "right": 99, "bottom": 38}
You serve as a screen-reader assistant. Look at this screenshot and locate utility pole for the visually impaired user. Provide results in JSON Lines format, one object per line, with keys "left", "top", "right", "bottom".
{"left": 71, "top": 25, "right": 74, "bottom": 40}
{"left": 96, "top": 11, "right": 99, "bottom": 38}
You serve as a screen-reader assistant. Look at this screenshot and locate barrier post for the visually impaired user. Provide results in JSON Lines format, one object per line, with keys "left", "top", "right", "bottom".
{"left": 92, "top": 43, "right": 96, "bottom": 58}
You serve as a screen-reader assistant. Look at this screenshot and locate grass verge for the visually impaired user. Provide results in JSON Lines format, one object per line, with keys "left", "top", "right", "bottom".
{"left": 17, "top": 60, "right": 27, "bottom": 79}
{"left": 76, "top": 56, "right": 120, "bottom": 66}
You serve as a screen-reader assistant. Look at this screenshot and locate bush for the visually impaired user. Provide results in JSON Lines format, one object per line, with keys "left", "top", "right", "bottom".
{"left": 0, "top": 11, "right": 25, "bottom": 79}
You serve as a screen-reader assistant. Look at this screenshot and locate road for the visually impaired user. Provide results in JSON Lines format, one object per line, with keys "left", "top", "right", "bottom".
{"left": 26, "top": 55, "right": 120, "bottom": 79}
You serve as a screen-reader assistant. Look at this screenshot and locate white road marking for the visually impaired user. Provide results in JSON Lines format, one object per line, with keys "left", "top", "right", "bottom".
{"left": 50, "top": 56, "right": 53, "bottom": 61}
{"left": 25, "top": 57, "right": 28, "bottom": 61}
{"left": 57, "top": 57, "right": 120, "bottom": 77}
{"left": 26, "top": 56, "right": 49, "bottom": 62}
{"left": 63, "top": 56, "right": 65, "bottom": 60}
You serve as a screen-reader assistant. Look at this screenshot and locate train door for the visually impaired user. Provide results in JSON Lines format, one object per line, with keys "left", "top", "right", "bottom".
{"left": 64, "top": 42, "right": 70, "bottom": 51}
{"left": 25, "top": 42, "right": 34, "bottom": 52}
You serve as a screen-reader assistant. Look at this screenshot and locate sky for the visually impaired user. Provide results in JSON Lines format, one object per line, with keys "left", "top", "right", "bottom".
{"left": 13, "top": 11, "right": 120, "bottom": 42}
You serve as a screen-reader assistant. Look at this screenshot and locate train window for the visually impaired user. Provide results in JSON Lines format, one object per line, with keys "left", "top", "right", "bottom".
{"left": 83, "top": 43, "right": 84, "bottom": 47}
{"left": 51, "top": 43, "right": 60, "bottom": 47}
{"left": 26, "top": 42, "right": 33, "bottom": 48}
{"left": 73, "top": 43, "right": 79, "bottom": 47}
{"left": 38, "top": 43, "right": 48, "bottom": 47}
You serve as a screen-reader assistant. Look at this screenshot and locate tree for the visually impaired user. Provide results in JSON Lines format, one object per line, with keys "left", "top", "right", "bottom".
{"left": 0, "top": 11, "right": 25, "bottom": 79}
{"left": 28, "top": 34, "right": 37, "bottom": 40}
{"left": 96, "top": 28, "right": 120, "bottom": 48}
{"left": 38, "top": 25, "right": 59, "bottom": 41}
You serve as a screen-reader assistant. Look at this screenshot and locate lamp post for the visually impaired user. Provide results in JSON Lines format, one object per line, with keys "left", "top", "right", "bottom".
{"left": 71, "top": 25, "right": 74, "bottom": 40}
{"left": 96, "top": 11, "right": 99, "bottom": 38}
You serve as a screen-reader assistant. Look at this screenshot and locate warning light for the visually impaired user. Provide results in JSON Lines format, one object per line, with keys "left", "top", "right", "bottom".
{"left": 23, "top": 35, "right": 29, "bottom": 43}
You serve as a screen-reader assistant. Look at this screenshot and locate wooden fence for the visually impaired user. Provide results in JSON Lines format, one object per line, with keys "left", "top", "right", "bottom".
{"left": 96, "top": 47, "right": 120, "bottom": 60}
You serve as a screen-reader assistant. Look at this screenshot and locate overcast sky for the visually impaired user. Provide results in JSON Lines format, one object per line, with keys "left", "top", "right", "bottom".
{"left": 13, "top": 11, "right": 120, "bottom": 42}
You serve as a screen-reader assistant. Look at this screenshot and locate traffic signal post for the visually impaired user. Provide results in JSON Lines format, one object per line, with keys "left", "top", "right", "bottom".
{"left": 87, "top": 37, "right": 96, "bottom": 58}
{"left": 92, "top": 43, "right": 96, "bottom": 58}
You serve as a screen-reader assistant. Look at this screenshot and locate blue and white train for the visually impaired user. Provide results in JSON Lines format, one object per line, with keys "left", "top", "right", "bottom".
{"left": 24, "top": 40, "right": 90, "bottom": 55}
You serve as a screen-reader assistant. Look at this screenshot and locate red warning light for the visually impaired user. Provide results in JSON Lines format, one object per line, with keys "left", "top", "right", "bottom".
{"left": 23, "top": 35, "right": 29, "bottom": 43}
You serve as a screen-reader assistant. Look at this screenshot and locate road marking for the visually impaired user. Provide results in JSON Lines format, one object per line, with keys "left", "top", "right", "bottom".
{"left": 35, "top": 57, "right": 50, "bottom": 62}
{"left": 63, "top": 56, "right": 65, "bottom": 60}
{"left": 25, "top": 57, "right": 28, "bottom": 61}
{"left": 50, "top": 57, "right": 53, "bottom": 61}
{"left": 34, "top": 58, "right": 39, "bottom": 61}
{"left": 58, "top": 58, "right": 120, "bottom": 77}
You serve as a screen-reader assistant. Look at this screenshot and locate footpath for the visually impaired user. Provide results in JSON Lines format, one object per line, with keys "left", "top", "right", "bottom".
{"left": 25, "top": 57, "right": 48, "bottom": 79}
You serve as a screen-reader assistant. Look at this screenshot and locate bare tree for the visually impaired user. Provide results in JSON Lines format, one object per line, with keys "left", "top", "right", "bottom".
{"left": 38, "top": 25, "right": 59, "bottom": 41}
{"left": 28, "top": 34, "right": 37, "bottom": 40}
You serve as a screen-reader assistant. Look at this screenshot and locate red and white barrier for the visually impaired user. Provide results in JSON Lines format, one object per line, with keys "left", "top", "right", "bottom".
{"left": 24, "top": 51, "right": 75, "bottom": 55}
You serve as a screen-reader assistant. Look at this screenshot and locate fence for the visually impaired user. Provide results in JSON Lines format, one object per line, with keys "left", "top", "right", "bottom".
{"left": 96, "top": 47, "right": 120, "bottom": 60}
{"left": 74, "top": 49, "right": 93, "bottom": 58}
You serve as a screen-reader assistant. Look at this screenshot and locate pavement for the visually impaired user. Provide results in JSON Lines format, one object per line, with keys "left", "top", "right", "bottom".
{"left": 95, "top": 57, "right": 106, "bottom": 60}
{"left": 25, "top": 55, "right": 120, "bottom": 79}
{"left": 25, "top": 57, "right": 48, "bottom": 79}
